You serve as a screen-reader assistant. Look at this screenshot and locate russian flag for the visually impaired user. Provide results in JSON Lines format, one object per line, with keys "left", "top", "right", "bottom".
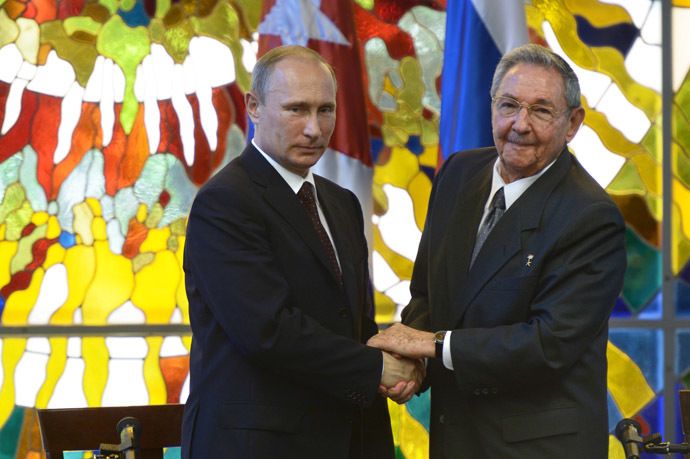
{"left": 257, "top": 0, "right": 373, "bottom": 242}
{"left": 439, "top": 0, "right": 528, "bottom": 159}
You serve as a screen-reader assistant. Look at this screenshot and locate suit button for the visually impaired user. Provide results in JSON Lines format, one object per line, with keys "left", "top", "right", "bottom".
{"left": 491, "top": 388, "right": 498, "bottom": 394}
{"left": 482, "top": 388, "right": 489, "bottom": 395}
{"left": 473, "top": 389, "right": 481, "bottom": 396}
{"left": 339, "top": 308, "right": 349, "bottom": 318}
{"left": 439, "top": 414, "right": 445, "bottom": 424}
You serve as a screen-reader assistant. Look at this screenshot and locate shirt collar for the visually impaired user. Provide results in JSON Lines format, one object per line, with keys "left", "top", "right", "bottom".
{"left": 252, "top": 139, "right": 316, "bottom": 194}
{"left": 487, "top": 156, "right": 557, "bottom": 211}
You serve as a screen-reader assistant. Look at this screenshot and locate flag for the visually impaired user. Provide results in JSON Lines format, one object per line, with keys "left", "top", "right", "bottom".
{"left": 439, "top": 0, "right": 527, "bottom": 159}
{"left": 256, "top": 0, "right": 373, "bottom": 242}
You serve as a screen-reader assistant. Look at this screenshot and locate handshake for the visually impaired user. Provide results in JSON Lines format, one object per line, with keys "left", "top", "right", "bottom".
{"left": 367, "top": 323, "right": 438, "bottom": 404}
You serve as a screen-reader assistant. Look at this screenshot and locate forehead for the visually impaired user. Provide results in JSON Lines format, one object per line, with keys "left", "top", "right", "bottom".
{"left": 496, "top": 63, "right": 566, "bottom": 104}
{"left": 265, "top": 57, "right": 336, "bottom": 102}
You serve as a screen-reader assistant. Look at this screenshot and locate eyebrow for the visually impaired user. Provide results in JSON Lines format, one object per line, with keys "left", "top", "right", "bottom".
{"left": 500, "top": 93, "right": 555, "bottom": 106}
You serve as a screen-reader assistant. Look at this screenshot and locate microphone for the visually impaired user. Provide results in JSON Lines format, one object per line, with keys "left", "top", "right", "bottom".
{"left": 615, "top": 418, "right": 643, "bottom": 459}
{"left": 116, "top": 416, "right": 141, "bottom": 459}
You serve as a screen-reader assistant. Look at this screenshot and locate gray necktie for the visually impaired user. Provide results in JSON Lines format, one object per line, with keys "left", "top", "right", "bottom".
{"left": 470, "top": 187, "right": 506, "bottom": 267}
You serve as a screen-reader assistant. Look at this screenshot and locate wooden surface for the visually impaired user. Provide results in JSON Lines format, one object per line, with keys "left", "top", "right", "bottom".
{"left": 36, "top": 404, "right": 184, "bottom": 459}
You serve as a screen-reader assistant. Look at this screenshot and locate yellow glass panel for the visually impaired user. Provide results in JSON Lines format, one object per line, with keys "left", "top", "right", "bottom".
{"left": 388, "top": 400, "right": 429, "bottom": 459}
{"left": 51, "top": 245, "right": 95, "bottom": 324}
{"left": 3, "top": 267, "right": 44, "bottom": 325}
{"left": 533, "top": 0, "right": 660, "bottom": 120}
{"left": 0, "top": 338, "right": 27, "bottom": 426}
{"left": 81, "top": 241, "right": 133, "bottom": 324}
{"left": 563, "top": 0, "right": 632, "bottom": 27}
{"left": 408, "top": 172, "right": 431, "bottom": 231}
{"left": 607, "top": 342, "right": 655, "bottom": 417}
{"left": 35, "top": 338, "right": 68, "bottom": 408}
{"left": 82, "top": 337, "right": 109, "bottom": 406}
{"left": 373, "top": 226, "right": 414, "bottom": 281}
{"left": 374, "top": 147, "right": 421, "bottom": 189}
{"left": 132, "top": 251, "right": 179, "bottom": 323}
{"left": 374, "top": 290, "right": 396, "bottom": 326}
{"left": 0, "top": 241, "right": 18, "bottom": 288}
{"left": 582, "top": 101, "right": 643, "bottom": 159}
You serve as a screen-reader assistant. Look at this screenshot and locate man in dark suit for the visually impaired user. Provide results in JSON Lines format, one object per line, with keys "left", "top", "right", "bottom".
{"left": 181, "top": 45, "right": 422, "bottom": 459}
{"left": 368, "top": 44, "right": 627, "bottom": 458}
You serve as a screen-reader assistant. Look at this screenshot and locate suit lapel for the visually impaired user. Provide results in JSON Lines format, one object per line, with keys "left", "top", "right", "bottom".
{"left": 440, "top": 162, "right": 492, "bottom": 328}
{"left": 241, "top": 146, "right": 339, "bottom": 283}
{"left": 449, "top": 148, "right": 573, "bottom": 327}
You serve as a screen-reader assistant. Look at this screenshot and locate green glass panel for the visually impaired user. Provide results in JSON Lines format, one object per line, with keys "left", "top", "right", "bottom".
{"left": 622, "top": 226, "right": 662, "bottom": 312}
{"left": 97, "top": 16, "right": 151, "bottom": 134}
{"left": 608, "top": 161, "right": 646, "bottom": 195}
{"left": 0, "top": 406, "right": 23, "bottom": 458}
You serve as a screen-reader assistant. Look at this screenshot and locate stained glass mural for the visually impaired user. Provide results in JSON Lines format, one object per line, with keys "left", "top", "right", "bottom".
{"left": 0, "top": 0, "right": 687, "bottom": 458}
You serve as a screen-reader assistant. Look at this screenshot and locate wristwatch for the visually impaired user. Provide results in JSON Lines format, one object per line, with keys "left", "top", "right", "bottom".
{"left": 434, "top": 330, "right": 447, "bottom": 359}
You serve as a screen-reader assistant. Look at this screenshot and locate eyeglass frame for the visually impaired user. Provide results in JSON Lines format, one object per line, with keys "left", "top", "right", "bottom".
{"left": 491, "top": 95, "right": 572, "bottom": 123}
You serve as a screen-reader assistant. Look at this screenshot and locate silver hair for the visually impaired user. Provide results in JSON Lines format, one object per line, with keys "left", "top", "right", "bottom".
{"left": 490, "top": 44, "right": 581, "bottom": 109}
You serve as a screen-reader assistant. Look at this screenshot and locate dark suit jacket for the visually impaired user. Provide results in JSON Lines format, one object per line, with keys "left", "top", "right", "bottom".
{"left": 402, "top": 147, "right": 626, "bottom": 459}
{"left": 181, "top": 144, "right": 393, "bottom": 459}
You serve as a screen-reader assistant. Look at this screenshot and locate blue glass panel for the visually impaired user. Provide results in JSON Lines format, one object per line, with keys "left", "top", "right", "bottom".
{"left": 607, "top": 390, "right": 623, "bottom": 432}
{"left": 164, "top": 447, "right": 182, "bottom": 459}
{"left": 609, "top": 328, "right": 664, "bottom": 392}
{"left": 675, "top": 329, "right": 690, "bottom": 375}
{"left": 611, "top": 296, "right": 633, "bottom": 318}
{"left": 638, "top": 290, "right": 662, "bottom": 320}
{"left": 675, "top": 382, "right": 686, "bottom": 443}
{"left": 639, "top": 395, "right": 664, "bottom": 459}
{"left": 677, "top": 279, "right": 690, "bottom": 317}
{"left": 406, "top": 135, "right": 423, "bottom": 155}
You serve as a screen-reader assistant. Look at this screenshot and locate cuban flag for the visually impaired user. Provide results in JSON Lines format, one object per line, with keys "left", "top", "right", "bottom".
{"left": 257, "top": 0, "right": 373, "bottom": 240}
{"left": 439, "top": 0, "right": 528, "bottom": 159}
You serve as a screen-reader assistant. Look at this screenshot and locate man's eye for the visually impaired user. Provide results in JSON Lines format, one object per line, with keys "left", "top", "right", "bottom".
{"left": 532, "top": 106, "right": 552, "bottom": 115}
{"left": 499, "top": 101, "right": 518, "bottom": 110}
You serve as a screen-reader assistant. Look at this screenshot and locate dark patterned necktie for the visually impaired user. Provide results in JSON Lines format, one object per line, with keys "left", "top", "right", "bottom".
{"left": 470, "top": 187, "right": 506, "bottom": 267}
{"left": 297, "top": 182, "right": 343, "bottom": 283}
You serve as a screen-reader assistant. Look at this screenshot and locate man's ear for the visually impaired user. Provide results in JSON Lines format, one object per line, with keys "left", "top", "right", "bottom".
{"left": 245, "top": 92, "right": 260, "bottom": 124}
{"left": 565, "top": 106, "right": 585, "bottom": 142}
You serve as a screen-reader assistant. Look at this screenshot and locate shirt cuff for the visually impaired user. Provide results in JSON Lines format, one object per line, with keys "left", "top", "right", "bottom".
{"left": 442, "top": 330, "right": 454, "bottom": 370}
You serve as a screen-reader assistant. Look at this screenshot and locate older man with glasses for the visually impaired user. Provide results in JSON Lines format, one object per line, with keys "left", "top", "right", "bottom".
{"left": 368, "top": 44, "right": 627, "bottom": 459}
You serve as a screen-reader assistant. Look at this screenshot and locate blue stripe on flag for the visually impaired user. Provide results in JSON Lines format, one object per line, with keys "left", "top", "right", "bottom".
{"left": 439, "top": 0, "right": 501, "bottom": 159}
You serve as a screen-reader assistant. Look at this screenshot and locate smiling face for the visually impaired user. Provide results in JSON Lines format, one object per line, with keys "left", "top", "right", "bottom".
{"left": 491, "top": 63, "right": 584, "bottom": 183}
{"left": 246, "top": 56, "right": 336, "bottom": 177}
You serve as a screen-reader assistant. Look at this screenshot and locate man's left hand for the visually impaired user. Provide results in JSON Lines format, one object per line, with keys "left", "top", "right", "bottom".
{"left": 368, "top": 323, "right": 436, "bottom": 360}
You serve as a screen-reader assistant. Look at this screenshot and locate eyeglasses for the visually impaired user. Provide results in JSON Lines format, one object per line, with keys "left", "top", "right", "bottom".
{"left": 491, "top": 96, "right": 567, "bottom": 123}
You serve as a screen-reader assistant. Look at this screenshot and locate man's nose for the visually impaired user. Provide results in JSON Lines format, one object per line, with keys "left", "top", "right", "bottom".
{"left": 303, "top": 112, "right": 321, "bottom": 137}
{"left": 511, "top": 106, "right": 532, "bottom": 132}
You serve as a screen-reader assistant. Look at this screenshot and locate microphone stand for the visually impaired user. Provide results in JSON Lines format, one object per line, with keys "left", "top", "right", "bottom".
{"left": 97, "top": 416, "right": 141, "bottom": 459}
{"left": 641, "top": 432, "right": 690, "bottom": 455}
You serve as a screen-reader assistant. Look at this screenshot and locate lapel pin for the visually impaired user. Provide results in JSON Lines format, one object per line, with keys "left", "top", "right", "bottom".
{"left": 526, "top": 254, "right": 534, "bottom": 267}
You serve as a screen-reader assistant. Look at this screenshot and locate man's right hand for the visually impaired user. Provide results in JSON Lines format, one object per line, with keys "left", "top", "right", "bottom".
{"left": 379, "top": 352, "right": 425, "bottom": 404}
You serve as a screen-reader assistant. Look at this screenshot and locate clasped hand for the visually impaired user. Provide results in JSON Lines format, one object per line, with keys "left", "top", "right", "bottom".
{"left": 368, "top": 323, "right": 436, "bottom": 404}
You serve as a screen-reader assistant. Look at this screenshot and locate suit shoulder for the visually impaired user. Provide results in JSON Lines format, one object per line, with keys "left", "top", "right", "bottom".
{"left": 443, "top": 147, "right": 496, "bottom": 175}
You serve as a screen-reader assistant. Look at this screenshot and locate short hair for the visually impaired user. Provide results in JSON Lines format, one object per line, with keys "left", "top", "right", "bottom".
{"left": 490, "top": 44, "right": 581, "bottom": 109}
{"left": 251, "top": 45, "right": 337, "bottom": 103}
